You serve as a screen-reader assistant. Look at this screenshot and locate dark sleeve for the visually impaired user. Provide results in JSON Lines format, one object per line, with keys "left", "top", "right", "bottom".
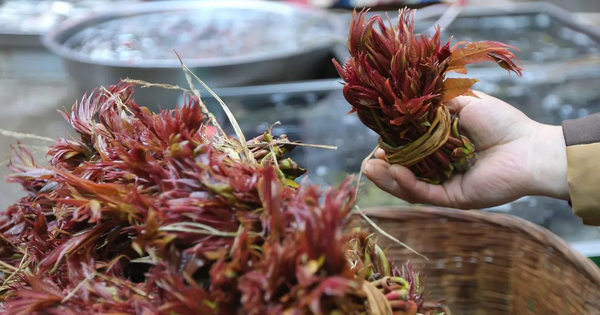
{"left": 562, "top": 113, "right": 600, "bottom": 226}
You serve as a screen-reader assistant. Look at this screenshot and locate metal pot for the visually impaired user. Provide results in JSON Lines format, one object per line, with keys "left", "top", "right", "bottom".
{"left": 41, "top": 0, "right": 339, "bottom": 109}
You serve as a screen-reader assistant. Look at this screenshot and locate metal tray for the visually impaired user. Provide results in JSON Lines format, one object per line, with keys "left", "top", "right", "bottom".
{"left": 0, "top": 31, "right": 43, "bottom": 48}
{"left": 333, "top": 2, "right": 600, "bottom": 70}
{"left": 0, "top": 0, "right": 146, "bottom": 47}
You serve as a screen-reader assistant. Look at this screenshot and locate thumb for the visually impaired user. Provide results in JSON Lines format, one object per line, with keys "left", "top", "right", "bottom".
{"left": 444, "top": 90, "right": 488, "bottom": 113}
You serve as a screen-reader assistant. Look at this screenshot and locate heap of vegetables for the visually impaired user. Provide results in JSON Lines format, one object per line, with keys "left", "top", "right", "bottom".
{"left": 0, "top": 81, "right": 445, "bottom": 315}
{"left": 333, "top": 8, "right": 523, "bottom": 184}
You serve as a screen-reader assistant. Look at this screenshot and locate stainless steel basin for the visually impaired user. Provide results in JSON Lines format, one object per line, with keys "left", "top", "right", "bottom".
{"left": 41, "top": 0, "right": 339, "bottom": 109}
{"left": 334, "top": 2, "right": 600, "bottom": 70}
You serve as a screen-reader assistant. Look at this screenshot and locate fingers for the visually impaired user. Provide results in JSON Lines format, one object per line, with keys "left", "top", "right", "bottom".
{"left": 364, "top": 159, "right": 401, "bottom": 195}
{"left": 365, "top": 159, "right": 456, "bottom": 207}
{"left": 375, "top": 148, "right": 386, "bottom": 159}
{"left": 387, "top": 165, "right": 454, "bottom": 207}
{"left": 445, "top": 94, "right": 478, "bottom": 113}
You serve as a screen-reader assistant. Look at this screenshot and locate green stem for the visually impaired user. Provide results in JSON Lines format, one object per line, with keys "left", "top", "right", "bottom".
{"left": 369, "top": 108, "right": 397, "bottom": 147}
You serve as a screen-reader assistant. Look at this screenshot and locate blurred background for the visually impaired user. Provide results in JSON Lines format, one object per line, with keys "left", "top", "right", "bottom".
{"left": 0, "top": 0, "right": 599, "bottom": 260}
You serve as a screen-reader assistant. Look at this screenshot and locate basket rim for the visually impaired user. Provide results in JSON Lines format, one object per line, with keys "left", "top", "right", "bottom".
{"left": 363, "top": 205, "right": 600, "bottom": 287}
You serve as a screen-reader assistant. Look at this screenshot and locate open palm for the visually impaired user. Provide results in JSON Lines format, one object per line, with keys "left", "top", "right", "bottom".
{"left": 365, "top": 91, "right": 569, "bottom": 209}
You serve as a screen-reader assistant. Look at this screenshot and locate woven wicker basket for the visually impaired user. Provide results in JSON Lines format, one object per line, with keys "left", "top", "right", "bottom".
{"left": 362, "top": 206, "right": 600, "bottom": 315}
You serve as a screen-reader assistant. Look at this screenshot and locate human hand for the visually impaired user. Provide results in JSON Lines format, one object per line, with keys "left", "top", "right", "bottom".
{"left": 364, "top": 91, "right": 570, "bottom": 209}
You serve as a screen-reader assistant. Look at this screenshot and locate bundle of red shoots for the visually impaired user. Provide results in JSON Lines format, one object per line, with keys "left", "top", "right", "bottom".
{"left": 333, "top": 8, "right": 523, "bottom": 184}
{"left": 0, "top": 81, "right": 446, "bottom": 315}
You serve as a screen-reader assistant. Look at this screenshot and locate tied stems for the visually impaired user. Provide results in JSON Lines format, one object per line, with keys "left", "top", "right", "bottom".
{"left": 377, "top": 106, "right": 476, "bottom": 184}
{"left": 380, "top": 106, "right": 451, "bottom": 167}
{"left": 369, "top": 107, "right": 398, "bottom": 148}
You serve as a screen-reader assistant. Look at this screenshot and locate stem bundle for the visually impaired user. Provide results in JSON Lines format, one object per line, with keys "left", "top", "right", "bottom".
{"left": 333, "top": 8, "right": 523, "bottom": 184}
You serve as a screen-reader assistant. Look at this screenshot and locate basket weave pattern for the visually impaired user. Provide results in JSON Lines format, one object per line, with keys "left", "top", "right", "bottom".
{"left": 363, "top": 206, "right": 600, "bottom": 315}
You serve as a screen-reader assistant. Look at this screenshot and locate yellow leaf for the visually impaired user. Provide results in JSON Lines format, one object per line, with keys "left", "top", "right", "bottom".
{"left": 203, "top": 250, "right": 223, "bottom": 260}
{"left": 63, "top": 151, "right": 82, "bottom": 159}
{"left": 442, "top": 78, "right": 480, "bottom": 104}
{"left": 282, "top": 178, "right": 299, "bottom": 188}
{"left": 447, "top": 65, "right": 468, "bottom": 74}
{"left": 89, "top": 199, "right": 101, "bottom": 213}
{"left": 305, "top": 260, "right": 320, "bottom": 275}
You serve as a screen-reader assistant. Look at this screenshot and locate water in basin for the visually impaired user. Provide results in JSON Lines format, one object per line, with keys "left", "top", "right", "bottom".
{"left": 439, "top": 14, "right": 600, "bottom": 64}
{"left": 66, "top": 7, "right": 333, "bottom": 63}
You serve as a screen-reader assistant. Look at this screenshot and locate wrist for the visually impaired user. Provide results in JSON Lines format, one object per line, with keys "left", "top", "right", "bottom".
{"left": 527, "top": 123, "right": 570, "bottom": 200}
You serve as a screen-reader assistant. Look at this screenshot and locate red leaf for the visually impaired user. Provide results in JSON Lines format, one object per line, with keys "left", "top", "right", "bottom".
{"left": 448, "top": 41, "right": 523, "bottom": 76}
{"left": 257, "top": 166, "right": 284, "bottom": 240}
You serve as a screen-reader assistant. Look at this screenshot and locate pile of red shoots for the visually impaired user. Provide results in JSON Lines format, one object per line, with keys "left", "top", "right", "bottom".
{"left": 0, "top": 82, "right": 445, "bottom": 315}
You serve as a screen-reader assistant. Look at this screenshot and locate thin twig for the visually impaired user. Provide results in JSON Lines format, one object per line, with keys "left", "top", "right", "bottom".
{"left": 352, "top": 145, "right": 429, "bottom": 261}
{"left": 229, "top": 225, "right": 245, "bottom": 257}
{"left": 121, "top": 79, "right": 191, "bottom": 93}
{"left": 172, "top": 51, "right": 228, "bottom": 142}
{"left": 174, "top": 50, "right": 252, "bottom": 162}
{"left": 246, "top": 141, "right": 337, "bottom": 150}
{"left": 100, "top": 86, "right": 135, "bottom": 115}
{"left": 355, "top": 146, "right": 378, "bottom": 201}
{"left": 62, "top": 273, "right": 93, "bottom": 303}
{"left": 0, "top": 128, "right": 54, "bottom": 142}
{"left": 159, "top": 222, "right": 238, "bottom": 237}
{"left": 0, "top": 260, "right": 18, "bottom": 272}
{"left": 355, "top": 206, "right": 428, "bottom": 261}
{"left": 2, "top": 251, "right": 28, "bottom": 286}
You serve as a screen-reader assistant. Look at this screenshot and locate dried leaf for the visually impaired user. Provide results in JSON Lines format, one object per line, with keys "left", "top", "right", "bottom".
{"left": 441, "top": 78, "right": 479, "bottom": 103}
